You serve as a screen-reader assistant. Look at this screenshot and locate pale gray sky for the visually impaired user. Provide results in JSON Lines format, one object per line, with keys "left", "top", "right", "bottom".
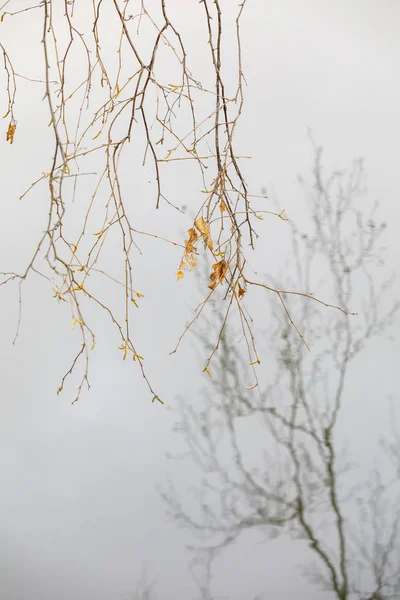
{"left": 1, "top": 1, "right": 399, "bottom": 599}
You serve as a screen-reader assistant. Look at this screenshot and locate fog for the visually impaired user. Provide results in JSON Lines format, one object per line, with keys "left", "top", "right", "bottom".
{"left": 1, "top": 1, "right": 399, "bottom": 599}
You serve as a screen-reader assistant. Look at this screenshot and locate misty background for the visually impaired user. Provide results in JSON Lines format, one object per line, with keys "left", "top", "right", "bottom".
{"left": 1, "top": 1, "right": 400, "bottom": 598}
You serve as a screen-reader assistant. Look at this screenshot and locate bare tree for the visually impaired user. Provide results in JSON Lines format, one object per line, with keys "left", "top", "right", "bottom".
{"left": 163, "top": 145, "right": 400, "bottom": 599}
{"left": 0, "top": 1, "right": 348, "bottom": 405}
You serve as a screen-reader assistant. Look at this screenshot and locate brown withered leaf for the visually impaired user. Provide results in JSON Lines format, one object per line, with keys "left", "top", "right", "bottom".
{"left": 208, "top": 260, "right": 228, "bottom": 290}
{"left": 195, "top": 217, "right": 214, "bottom": 251}
{"left": 238, "top": 283, "right": 246, "bottom": 299}
{"left": 185, "top": 227, "right": 198, "bottom": 254}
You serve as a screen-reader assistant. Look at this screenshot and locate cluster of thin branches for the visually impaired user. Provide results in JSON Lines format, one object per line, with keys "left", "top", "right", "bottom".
{"left": 0, "top": 1, "right": 353, "bottom": 404}
{"left": 163, "top": 150, "right": 400, "bottom": 599}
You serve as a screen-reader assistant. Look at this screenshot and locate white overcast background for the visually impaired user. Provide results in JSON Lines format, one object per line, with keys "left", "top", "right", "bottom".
{"left": 1, "top": 1, "right": 400, "bottom": 599}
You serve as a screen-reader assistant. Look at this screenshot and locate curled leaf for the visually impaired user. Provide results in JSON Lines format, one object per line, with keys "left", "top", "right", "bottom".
{"left": 208, "top": 259, "right": 228, "bottom": 290}
{"left": 195, "top": 217, "right": 213, "bottom": 251}
{"left": 6, "top": 121, "right": 16, "bottom": 144}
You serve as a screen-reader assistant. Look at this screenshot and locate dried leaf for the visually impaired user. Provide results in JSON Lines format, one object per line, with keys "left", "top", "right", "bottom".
{"left": 203, "top": 365, "right": 212, "bottom": 377}
{"left": 185, "top": 228, "right": 198, "bottom": 254}
{"left": 186, "top": 254, "right": 197, "bottom": 271}
{"left": 152, "top": 395, "right": 164, "bottom": 404}
{"left": 6, "top": 121, "right": 16, "bottom": 144}
{"left": 220, "top": 199, "right": 228, "bottom": 212}
{"left": 71, "top": 317, "right": 83, "bottom": 328}
{"left": 238, "top": 283, "right": 246, "bottom": 299}
{"left": 118, "top": 344, "right": 128, "bottom": 360}
{"left": 195, "top": 217, "right": 213, "bottom": 251}
{"left": 208, "top": 260, "right": 228, "bottom": 290}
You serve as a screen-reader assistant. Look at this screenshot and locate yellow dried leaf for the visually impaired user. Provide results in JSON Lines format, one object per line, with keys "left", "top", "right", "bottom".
{"left": 52, "top": 287, "right": 67, "bottom": 302}
{"left": 152, "top": 395, "right": 164, "bottom": 404}
{"left": 72, "top": 318, "right": 83, "bottom": 329}
{"left": 118, "top": 344, "right": 128, "bottom": 360}
{"left": 92, "top": 130, "right": 102, "bottom": 140}
{"left": 165, "top": 149, "right": 173, "bottom": 160}
{"left": 186, "top": 254, "right": 197, "bottom": 271}
{"left": 195, "top": 217, "right": 213, "bottom": 251}
{"left": 72, "top": 284, "right": 87, "bottom": 296}
{"left": 136, "top": 291, "right": 145, "bottom": 298}
{"left": 220, "top": 199, "right": 228, "bottom": 212}
{"left": 6, "top": 121, "right": 16, "bottom": 144}
{"left": 176, "top": 269, "right": 185, "bottom": 280}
